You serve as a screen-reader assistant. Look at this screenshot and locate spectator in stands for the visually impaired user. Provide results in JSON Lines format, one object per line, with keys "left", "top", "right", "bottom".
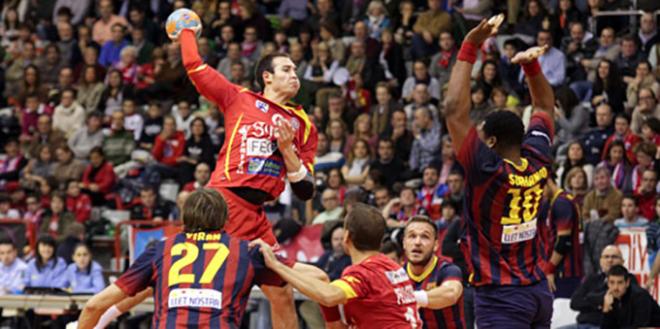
{"left": 591, "top": 59, "right": 627, "bottom": 114}
{"left": 599, "top": 141, "right": 633, "bottom": 194}
{"left": 370, "top": 83, "right": 401, "bottom": 136}
{"left": 102, "top": 111, "right": 135, "bottom": 166}
{"left": 570, "top": 245, "right": 625, "bottom": 328}
{"left": 92, "top": 0, "right": 127, "bottom": 46}
{"left": 120, "top": 99, "right": 142, "bottom": 142}
{"left": 4, "top": 44, "right": 39, "bottom": 100}
{"left": 411, "top": 0, "right": 451, "bottom": 60}
{"left": 369, "top": 139, "right": 405, "bottom": 190}
{"left": 130, "top": 27, "right": 155, "bottom": 66}
{"left": 602, "top": 265, "right": 660, "bottom": 328}
{"left": 24, "top": 235, "right": 67, "bottom": 288}
{"left": 476, "top": 60, "right": 503, "bottom": 100}
{"left": 641, "top": 118, "right": 660, "bottom": 146}
{"left": 113, "top": 46, "right": 139, "bottom": 86}
{"left": 80, "top": 147, "right": 116, "bottom": 206}
{"left": 631, "top": 88, "right": 660, "bottom": 135}
{"left": 583, "top": 104, "right": 614, "bottom": 165}
{"left": 557, "top": 141, "right": 595, "bottom": 189}
{"left": 0, "top": 139, "right": 28, "bottom": 191}
{"left": 26, "top": 114, "right": 66, "bottom": 160}
{"left": 631, "top": 142, "right": 657, "bottom": 189}
{"left": 36, "top": 44, "right": 64, "bottom": 88}
{"left": 217, "top": 42, "right": 252, "bottom": 80}
{"left": 240, "top": 26, "right": 263, "bottom": 63}
{"left": 20, "top": 144, "right": 55, "bottom": 191}
{"left": 402, "top": 60, "right": 441, "bottom": 102}
{"left": 65, "top": 180, "right": 91, "bottom": 224}
{"left": 409, "top": 107, "right": 441, "bottom": 174}
{"left": 181, "top": 163, "right": 211, "bottom": 192}
{"left": 0, "top": 194, "right": 20, "bottom": 219}
{"left": 149, "top": 115, "right": 186, "bottom": 184}
{"left": 404, "top": 83, "right": 440, "bottom": 125}
{"left": 75, "top": 46, "right": 104, "bottom": 82}
{"left": 18, "top": 94, "right": 52, "bottom": 145}
{"left": 363, "top": 1, "right": 390, "bottom": 40}
{"left": 289, "top": 42, "right": 309, "bottom": 80}
{"left": 40, "top": 192, "right": 75, "bottom": 242}
{"left": 603, "top": 113, "right": 641, "bottom": 165}
{"left": 172, "top": 100, "right": 196, "bottom": 139}
{"left": 0, "top": 238, "right": 27, "bottom": 294}
{"left": 76, "top": 65, "right": 105, "bottom": 112}
{"left": 562, "top": 21, "right": 595, "bottom": 84}
{"left": 534, "top": 29, "right": 566, "bottom": 87}
{"left": 565, "top": 167, "right": 590, "bottom": 208}
{"left": 326, "top": 119, "right": 347, "bottom": 154}
{"left": 326, "top": 168, "right": 347, "bottom": 204}
{"left": 138, "top": 102, "right": 164, "bottom": 150}
{"left": 345, "top": 114, "right": 378, "bottom": 155}
{"left": 99, "top": 69, "right": 133, "bottom": 117}
{"left": 181, "top": 116, "right": 214, "bottom": 168}
{"left": 581, "top": 27, "right": 620, "bottom": 82}
{"left": 53, "top": 89, "right": 85, "bottom": 138}
{"left": 52, "top": 145, "right": 85, "bottom": 187}
{"left": 381, "top": 110, "right": 414, "bottom": 165}
{"left": 555, "top": 87, "right": 590, "bottom": 146}
{"left": 56, "top": 21, "right": 80, "bottom": 66}
{"left": 638, "top": 12, "right": 659, "bottom": 55}
{"left": 373, "top": 186, "right": 391, "bottom": 212}
{"left": 127, "top": 6, "right": 158, "bottom": 47}
{"left": 514, "top": 0, "right": 549, "bottom": 43}
{"left": 383, "top": 186, "right": 427, "bottom": 227}
{"left": 314, "top": 132, "right": 345, "bottom": 173}
{"left": 635, "top": 169, "right": 658, "bottom": 221}
{"left": 378, "top": 29, "right": 406, "bottom": 88}
{"left": 626, "top": 61, "right": 659, "bottom": 110}
{"left": 129, "top": 185, "right": 174, "bottom": 221}
{"left": 98, "top": 23, "right": 127, "bottom": 68}
{"left": 312, "top": 189, "right": 343, "bottom": 225}
{"left": 614, "top": 195, "right": 649, "bottom": 228}
{"left": 62, "top": 244, "right": 105, "bottom": 294}
{"left": 68, "top": 112, "right": 103, "bottom": 161}
{"left": 615, "top": 36, "right": 643, "bottom": 79}
{"left": 429, "top": 31, "right": 457, "bottom": 88}
{"left": 341, "top": 139, "right": 372, "bottom": 187}
{"left": 418, "top": 166, "right": 443, "bottom": 220}
{"left": 582, "top": 166, "right": 623, "bottom": 223}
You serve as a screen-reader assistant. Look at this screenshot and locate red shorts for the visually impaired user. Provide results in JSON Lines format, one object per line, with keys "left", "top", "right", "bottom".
{"left": 214, "top": 187, "right": 277, "bottom": 246}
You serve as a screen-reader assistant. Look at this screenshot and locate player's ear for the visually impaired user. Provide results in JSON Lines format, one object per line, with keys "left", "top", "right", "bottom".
{"left": 485, "top": 136, "right": 497, "bottom": 149}
{"left": 262, "top": 70, "right": 272, "bottom": 86}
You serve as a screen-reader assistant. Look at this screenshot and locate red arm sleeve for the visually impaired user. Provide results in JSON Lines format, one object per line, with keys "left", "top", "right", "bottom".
{"left": 152, "top": 136, "right": 165, "bottom": 162}
{"left": 180, "top": 29, "right": 241, "bottom": 112}
{"left": 96, "top": 164, "right": 116, "bottom": 193}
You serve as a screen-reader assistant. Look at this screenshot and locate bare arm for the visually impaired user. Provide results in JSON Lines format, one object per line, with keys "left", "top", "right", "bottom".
{"left": 78, "top": 285, "right": 128, "bottom": 329}
{"left": 426, "top": 280, "right": 463, "bottom": 309}
{"left": 512, "top": 46, "right": 555, "bottom": 123}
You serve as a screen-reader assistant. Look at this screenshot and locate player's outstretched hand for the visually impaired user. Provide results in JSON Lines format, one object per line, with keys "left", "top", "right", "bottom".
{"left": 276, "top": 120, "right": 295, "bottom": 151}
{"left": 511, "top": 45, "right": 549, "bottom": 64}
{"left": 249, "top": 239, "right": 280, "bottom": 269}
{"left": 464, "top": 14, "right": 504, "bottom": 46}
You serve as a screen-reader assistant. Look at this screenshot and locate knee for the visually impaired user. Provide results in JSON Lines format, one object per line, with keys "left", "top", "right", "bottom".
{"left": 263, "top": 285, "right": 295, "bottom": 305}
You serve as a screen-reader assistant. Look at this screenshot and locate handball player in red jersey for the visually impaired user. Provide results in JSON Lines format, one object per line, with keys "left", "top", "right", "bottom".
{"left": 444, "top": 16, "right": 557, "bottom": 328}
{"left": 166, "top": 13, "right": 320, "bottom": 328}
{"left": 254, "top": 203, "right": 423, "bottom": 329}
{"left": 77, "top": 189, "right": 294, "bottom": 329}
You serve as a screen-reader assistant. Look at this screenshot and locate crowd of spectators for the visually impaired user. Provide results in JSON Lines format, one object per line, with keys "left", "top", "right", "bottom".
{"left": 0, "top": 0, "right": 658, "bottom": 328}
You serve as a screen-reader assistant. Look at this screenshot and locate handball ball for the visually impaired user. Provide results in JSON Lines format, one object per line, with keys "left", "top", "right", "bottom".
{"left": 166, "top": 8, "right": 202, "bottom": 40}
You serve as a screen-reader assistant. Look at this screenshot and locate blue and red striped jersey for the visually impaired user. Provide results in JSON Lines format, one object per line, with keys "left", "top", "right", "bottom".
{"left": 539, "top": 190, "right": 583, "bottom": 278}
{"left": 114, "top": 231, "right": 287, "bottom": 329}
{"left": 456, "top": 112, "right": 554, "bottom": 286}
{"left": 406, "top": 256, "right": 465, "bottom": 329}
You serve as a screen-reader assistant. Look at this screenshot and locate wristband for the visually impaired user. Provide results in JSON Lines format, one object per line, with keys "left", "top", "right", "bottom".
{"left": 543, "top": 262, "right": 557, "bottom": 275}
{"left": 413, "top": 290, "right": 429, "bottom": 308}
{"left": 457, "top": 41, "right": 478, "bottom": 64}
{"left": 287, "top": 164, "right": 308, "bottom": 183}
{"left": 522, "top": 59, "right": 542, "bottom": 77}
{"left": 94, "top": 305, "right": 122, "bottom": 329}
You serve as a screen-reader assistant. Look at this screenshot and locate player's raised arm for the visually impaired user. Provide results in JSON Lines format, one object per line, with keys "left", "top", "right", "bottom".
{"left": 444, "top": 16, "right": 502, "bottom": 152}
{"left": 178, "top": 29, "right": 241, "bottom": 112}
{"left": 512, "top": 45, "right": 555, "bottom": 128}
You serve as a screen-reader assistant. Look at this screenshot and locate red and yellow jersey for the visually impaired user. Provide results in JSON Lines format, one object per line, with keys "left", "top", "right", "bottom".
{"left": 324, "top": 254, "right": 422, "bottom": 329}
{"left": 181, "top": 30, "right": 317, "bottom": 200}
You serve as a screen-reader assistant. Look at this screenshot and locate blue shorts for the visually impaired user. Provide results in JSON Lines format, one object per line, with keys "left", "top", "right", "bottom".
{"left": 474, "top": 280, "right": 553, "bottom": 329}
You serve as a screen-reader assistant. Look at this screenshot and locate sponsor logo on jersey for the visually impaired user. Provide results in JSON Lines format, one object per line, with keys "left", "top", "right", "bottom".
{"left": 168, "top": 288, "right": 222, "bottom": 310}
{"left": 393, "top": 285, "right": 417, "bottom": 305}
{"left": 246, "top": 138, "right": 277, "bottom": 156}
{"left": 385, "top": 268, "right": 409, "bottom": 285}
{"left": 256, "top": 100, "right": 269, "bottom": 113}
{"left": 247, "top": 158, "right": 283, "bottom": 177}
{"left": 501, "top": 218, "right": 538, "bottom": 244}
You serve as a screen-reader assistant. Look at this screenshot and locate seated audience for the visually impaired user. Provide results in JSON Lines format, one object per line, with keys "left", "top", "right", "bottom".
{"left": 24, "top": 235, "right": 67, "bottom": 288}
{"left": 62, "top": 244, "right": 105, "bottom": 294}
{"left": 0, "top": 238, "right": 27, "bottom": 294}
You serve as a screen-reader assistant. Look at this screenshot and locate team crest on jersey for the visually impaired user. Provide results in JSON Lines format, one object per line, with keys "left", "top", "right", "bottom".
{"left": 289, "top": 118, "right": 300, "bottom": 130}
{"left": 256, "top": 100, "right": 269, "bottom": 113}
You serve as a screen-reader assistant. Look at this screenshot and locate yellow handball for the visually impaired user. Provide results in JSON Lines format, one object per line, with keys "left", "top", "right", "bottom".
{"left": 166, "top": 8, "right": 202, "bottom": 40}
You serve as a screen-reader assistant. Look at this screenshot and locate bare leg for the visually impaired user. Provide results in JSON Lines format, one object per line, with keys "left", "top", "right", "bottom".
{"left": 261, "top": 284, "right": 299, "bottom": 329}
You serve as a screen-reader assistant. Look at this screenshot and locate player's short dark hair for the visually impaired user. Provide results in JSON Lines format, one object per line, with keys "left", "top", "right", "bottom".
{"left": 254, "top": 52, "right": 292, "bottom": 90}
{"left": 380, "top": 240, "right": 402, "bottom": 258}
{"left": 343, "top": 203, "right": 385, "bottom": 251}
{"left": 405, "top": 216, "right": 438, "bottom": 239}
{"left": 607, "top": 264, "right": 629, "bottom": 278}
{"left": 182, "top": 188, "right": 228, "bottom": 233}
{"left": 482, "top": 110, "right": 525, "bottom": 150}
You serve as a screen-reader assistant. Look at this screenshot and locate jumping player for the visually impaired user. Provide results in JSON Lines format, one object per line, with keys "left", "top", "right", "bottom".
{"left": 539, "top": 177, "right": 582, "bottom": 298}
{"left": 254, "top": 203, "right": 422, "bottom": 328}
{"left": 403, "top": 216, "right": 465, "bottom": 329}
{"left": 77, "top": 189, "right": 293, "bottom": 329}
{"left": 444, "top": 18, "right": 556, "bottom": 328}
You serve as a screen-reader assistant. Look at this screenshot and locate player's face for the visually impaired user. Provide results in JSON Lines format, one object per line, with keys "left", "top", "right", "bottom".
{"left": 607, "top": 275, "right": 630, "bottom": 299}
{"left": 73, "top": 246, "right": 92, "bottom": 269}
{"left": 404, "top": 222, "right": 438, "bottom": 266}
{"left": 0, "top": 244, "right": 16, "bottom": 267}
{"left": 265, "top": 57, "right": 300, "bottom": 98}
